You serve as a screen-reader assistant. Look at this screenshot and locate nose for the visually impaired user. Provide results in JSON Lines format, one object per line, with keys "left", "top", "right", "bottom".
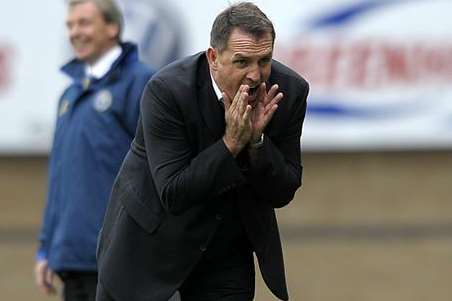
{"left": 246, "top": 64, "right": 261, "bottom": 84}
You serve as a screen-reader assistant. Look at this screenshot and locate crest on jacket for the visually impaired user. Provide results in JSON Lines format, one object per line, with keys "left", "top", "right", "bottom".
{"left": 93, "top": 89, "right": 113, "bottom": 112}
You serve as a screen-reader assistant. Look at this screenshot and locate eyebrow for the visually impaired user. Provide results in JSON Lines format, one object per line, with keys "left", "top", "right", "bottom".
{"left": 232, "top": 52, "right": 273, "bottom": 59}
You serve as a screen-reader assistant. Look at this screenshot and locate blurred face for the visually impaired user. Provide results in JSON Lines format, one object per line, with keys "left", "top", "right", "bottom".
{"left": 66, "top": 2, "right": 119, "bottom": 63}
{"left": 208, "top": 28, "right": 273, "bottom": 105}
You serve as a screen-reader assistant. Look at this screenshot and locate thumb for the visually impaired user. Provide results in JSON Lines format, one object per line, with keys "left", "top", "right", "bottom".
{"left": 222, "top": 92, "right": 231, "bottom": 112}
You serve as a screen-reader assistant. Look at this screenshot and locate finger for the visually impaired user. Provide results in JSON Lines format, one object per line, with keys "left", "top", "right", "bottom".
{"left": 264, "top": 84, "right": 279, "bottom": 106}
{"left": 34, "top": 264, "right": 44, "bottom": 289}
{"left": 222, "top": 92, "right": 232, "bottom": 112}
{"left": 242, "top": 104, "right": 253, "bottom": 126}
{"left": 45, "top": 268, "right": 53, "bottom": 287}
{"left": 39, "top": 284, "right": 50, "bottom": 295}
{"left": 265, "top": 92, "right": 283, "bottom": 114}
{"left": 35, "top": 264, "right": 50, "bottom": 295}
{"left": 265, "top": 84, "right": 279, "bottom": 105}
{"left": 45, "top": 269, "right": 57, "bottom": 295}
{"left": 264, "top": 104, "right": 279, "bottom": 123}
{"left": 238, "top": 85, "right": 249, "bottom": 116}
{"left": 229, "top": 85, "right": 244, "bottom": 114}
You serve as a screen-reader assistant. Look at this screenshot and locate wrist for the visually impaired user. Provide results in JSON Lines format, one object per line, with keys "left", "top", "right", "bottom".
{"left": 222, "top": 137, "right": 240, "bottom": 157}
{"left": 249, "top": 133, "right": 264, "bottom": 149}
{"left": 35, "top": 248, "right": 47, "bottom": 261}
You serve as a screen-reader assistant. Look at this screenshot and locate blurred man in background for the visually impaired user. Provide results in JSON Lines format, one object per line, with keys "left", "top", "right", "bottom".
{"left": 96, "top": 2, "right": 308, "bottom": 301}
{"left": 34, "top": 0, "right": 153, "bottom": 300}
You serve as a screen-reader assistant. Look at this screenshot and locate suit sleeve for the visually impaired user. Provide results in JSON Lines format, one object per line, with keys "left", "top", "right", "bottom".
{"left": 246, "top": 81, "right": 309, "bottom": 208}
{"left": 141, "top": 77, "right": 246, "bottom": 215}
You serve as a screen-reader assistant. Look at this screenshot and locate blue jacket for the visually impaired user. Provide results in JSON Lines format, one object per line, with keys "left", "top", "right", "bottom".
{"left": 37, "top": 42, "right": 154, "bottom": 272}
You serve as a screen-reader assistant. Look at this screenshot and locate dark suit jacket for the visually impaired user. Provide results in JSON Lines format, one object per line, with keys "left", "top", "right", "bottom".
{"left": 97, "top": 52, "right": 309, "bottom": 301}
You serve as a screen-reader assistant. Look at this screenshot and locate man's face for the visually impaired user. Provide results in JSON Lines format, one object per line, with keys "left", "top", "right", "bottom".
{"left": 66, "top": 2, "right": 119, "bottom": 63}
{"left": 208, "top": 28, "right": 273, "bottom": 105}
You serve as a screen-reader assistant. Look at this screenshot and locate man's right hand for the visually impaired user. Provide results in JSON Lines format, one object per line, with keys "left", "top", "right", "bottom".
{"left": 222, "top": 85, "right": 253, "bottom": 157}
{"left": 34, "top": 259, "right": 57, "bottom": 296}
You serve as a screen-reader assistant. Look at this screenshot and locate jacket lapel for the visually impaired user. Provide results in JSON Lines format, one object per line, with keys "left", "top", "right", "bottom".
{"left": 196, "top": 55, "right": 225, "bottom": 140}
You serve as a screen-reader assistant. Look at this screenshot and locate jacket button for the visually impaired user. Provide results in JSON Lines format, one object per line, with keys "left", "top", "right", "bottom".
{"left": 200, "top": 245, "right": 207, "bottom": 252}
{"left": 215, "top": 214, "right": 223, "bottom": 221}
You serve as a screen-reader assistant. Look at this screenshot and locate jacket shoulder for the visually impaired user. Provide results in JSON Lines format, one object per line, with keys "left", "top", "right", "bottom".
{"left": 144, "top": 53, "right": 205, "bottom": 108}
{"left": 271, "top": 60, "right": 309, "bottom": 92}
{"left": 151, "top": 52, "right": 204, "bottom": 86}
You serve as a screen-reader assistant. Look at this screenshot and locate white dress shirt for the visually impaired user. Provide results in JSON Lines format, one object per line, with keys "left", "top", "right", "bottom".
{"left": 85, "top": 45, "right": 122, "bottom": 79}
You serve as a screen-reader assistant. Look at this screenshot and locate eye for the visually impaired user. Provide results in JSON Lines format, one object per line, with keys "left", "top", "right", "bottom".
{"left": 233, "top": 58, "right": 248, "bottom": 67}
{"left": 259, "top": 57, "right": 272, "bottom": 66}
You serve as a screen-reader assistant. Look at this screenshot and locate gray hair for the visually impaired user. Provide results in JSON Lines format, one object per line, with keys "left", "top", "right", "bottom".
{"left": 210, "top": 2, "right": 275, "bottom": 53}
{"left": 68, "top": 0, "right": 123, "bottom": 40}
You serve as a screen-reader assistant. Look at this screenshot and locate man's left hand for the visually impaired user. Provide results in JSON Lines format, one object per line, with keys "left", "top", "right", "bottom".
{"left": 250, "top": 82, "right": 283, "bottom": 143}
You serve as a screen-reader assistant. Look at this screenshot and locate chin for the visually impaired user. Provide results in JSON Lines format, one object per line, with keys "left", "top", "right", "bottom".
{"left": 74, "top": 53, "right": 88, "bottom": 61}
{"left": 74, "top": 49, "right": 93, "bottom": 62}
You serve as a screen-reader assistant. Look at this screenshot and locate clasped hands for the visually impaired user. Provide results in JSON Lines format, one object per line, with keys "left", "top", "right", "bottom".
{"left": 222, "top": 83, "right": 283, "bottom": 157}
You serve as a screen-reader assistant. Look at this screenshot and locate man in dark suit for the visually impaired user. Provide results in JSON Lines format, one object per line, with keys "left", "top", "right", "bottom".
{"left": 96, "top": 2, "right": 309, "bottom": 301}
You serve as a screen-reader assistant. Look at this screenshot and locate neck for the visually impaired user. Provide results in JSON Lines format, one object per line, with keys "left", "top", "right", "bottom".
{"left": 86, "top": 41, "right": 118, "bottom": 65}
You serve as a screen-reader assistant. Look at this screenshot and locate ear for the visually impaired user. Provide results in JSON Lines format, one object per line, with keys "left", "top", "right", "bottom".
{"left": 106, "top": 23, "right": 120, "bottom": 40}
{"left": 206, "top": 47, "right": 218, "bottom": 71}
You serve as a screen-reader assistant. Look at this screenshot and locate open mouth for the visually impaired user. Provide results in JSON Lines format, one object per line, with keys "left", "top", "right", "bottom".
{"left": 248, "top": 86, "right": 258, "bottom": 98}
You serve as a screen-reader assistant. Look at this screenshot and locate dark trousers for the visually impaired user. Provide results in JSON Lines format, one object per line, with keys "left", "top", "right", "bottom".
{"left": 97, "top": 201, "right": 254, "bottom": 301}
{"left": 96, "top": 243, "right": 254, "bottom": 301}
{"left": 58, "top": 271, "right": 98, "bottom": 301}
{"left": 96, "top": 252, "right": 254, "bottom": 301}
{"left": 96, "top": 281, "right": 181, "bottom": 301}
{"left": 179, "top": 232, "right": 255, "bottom": 301}
{"left": 95, "top": 281, "right": 114, "bottom": 301}
{"left": 179, "top": 200, "right": 255, "bottom": 301}
{"left": 179, "top": 254, "right": 255, "bottom": 301}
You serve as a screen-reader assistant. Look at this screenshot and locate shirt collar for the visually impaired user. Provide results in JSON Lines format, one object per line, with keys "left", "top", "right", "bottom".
{"left": 85, "top": 45, "right": 122, "bottom": 79}
{"left": 209, "top": 72, "right": 223, "bottom": 101}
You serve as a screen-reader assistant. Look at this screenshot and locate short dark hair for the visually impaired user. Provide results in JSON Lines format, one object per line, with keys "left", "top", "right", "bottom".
{"left": 210, "top": 2, "right": 275, "bottom": 53}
